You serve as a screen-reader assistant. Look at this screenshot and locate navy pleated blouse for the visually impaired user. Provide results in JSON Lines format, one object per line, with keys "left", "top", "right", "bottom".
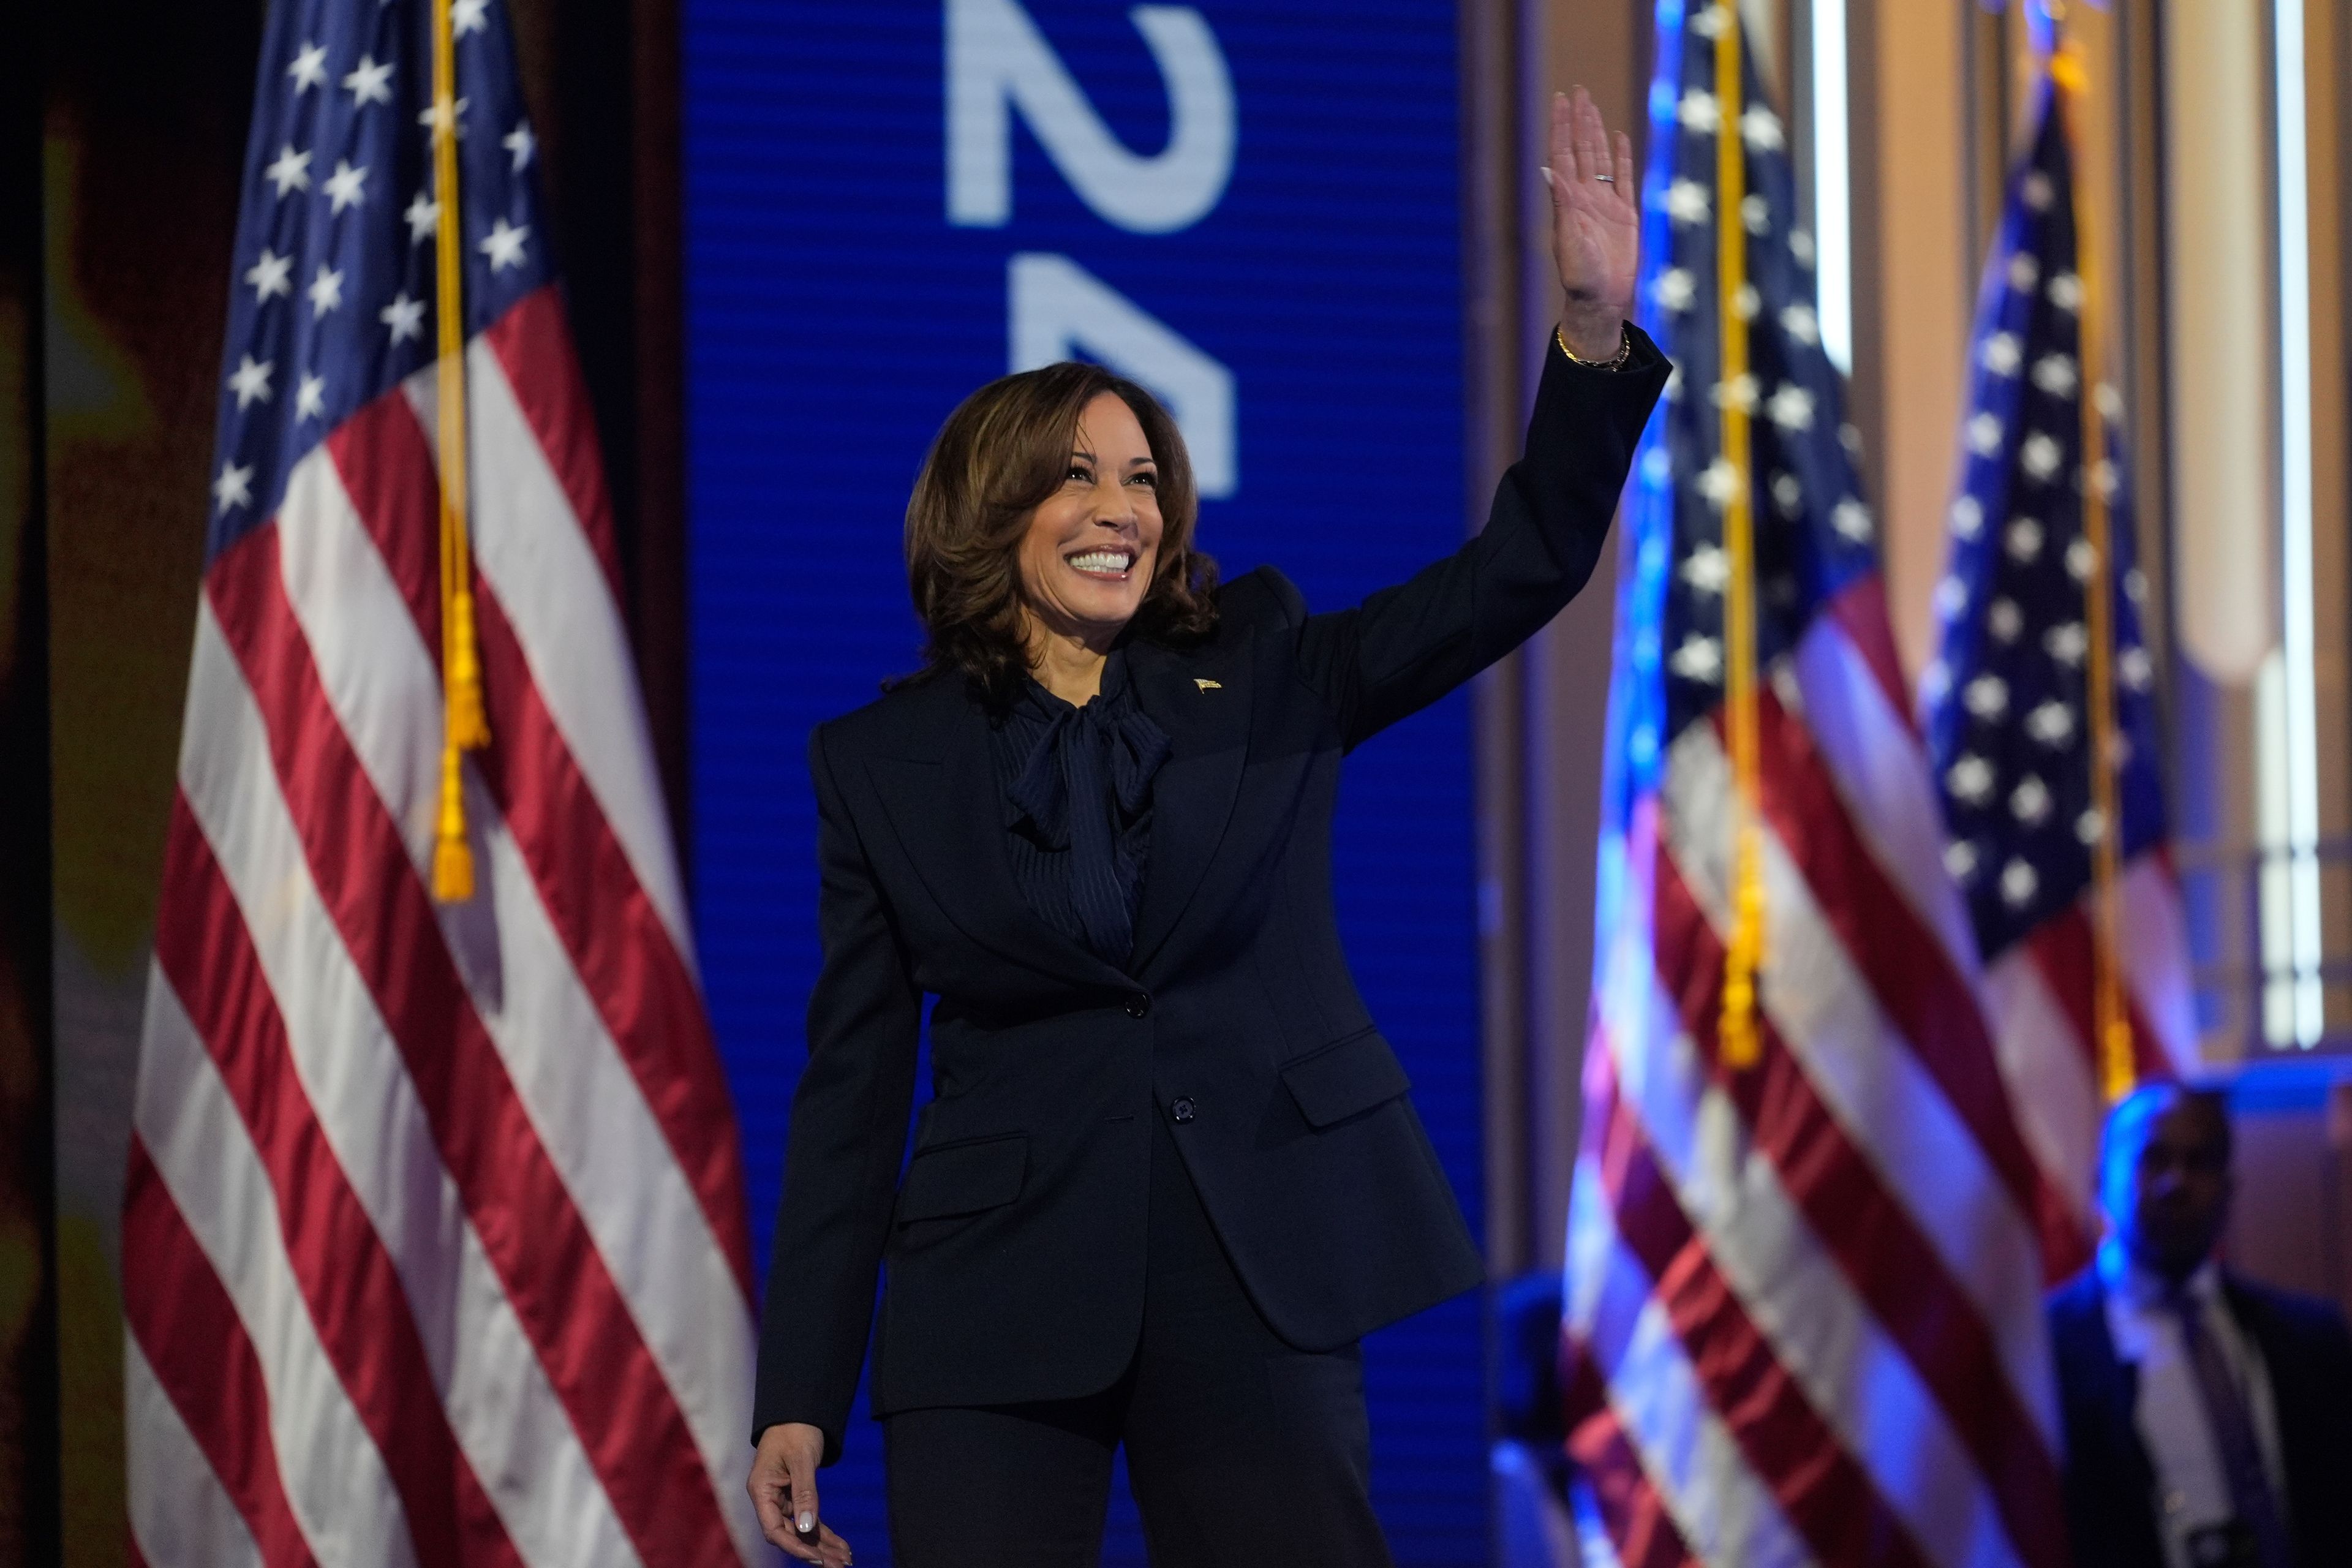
{"left": 987, "top": 650, "right": 1171, "bottom": 967}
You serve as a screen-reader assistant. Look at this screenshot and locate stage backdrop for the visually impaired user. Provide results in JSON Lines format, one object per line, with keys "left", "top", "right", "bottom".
{"left": 683, "top": 2, "right": 1479, "bottom": 1557}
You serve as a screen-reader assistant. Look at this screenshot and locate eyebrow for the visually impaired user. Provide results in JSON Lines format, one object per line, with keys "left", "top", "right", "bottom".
{"left": 1065, "top": 451, "right": 1156, "bottom": 468}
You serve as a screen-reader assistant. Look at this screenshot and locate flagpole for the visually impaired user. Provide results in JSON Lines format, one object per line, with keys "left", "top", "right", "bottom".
{"left": 2049, "top": 14, "right": 2135, "bottom": 1102}
{"left": 431, "top": 0, "right": 491, "bottom": 902}
{"left": 1715, "top": 2, "right": 1766, "bottom": 1070}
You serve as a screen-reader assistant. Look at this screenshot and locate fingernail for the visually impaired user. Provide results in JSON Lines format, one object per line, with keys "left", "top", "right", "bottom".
{"left": 798, "top": 1510, "right": 814, "bottom": 1532}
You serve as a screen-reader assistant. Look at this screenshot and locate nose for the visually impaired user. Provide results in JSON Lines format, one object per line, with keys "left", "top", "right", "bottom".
{"left": 1090, "top": 478, "right": 1137, "bottom": 530}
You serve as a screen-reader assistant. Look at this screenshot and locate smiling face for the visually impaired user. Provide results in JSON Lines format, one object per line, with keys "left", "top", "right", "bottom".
{"left": 1014, "top": 391, "right": 1163, "bottom": 654}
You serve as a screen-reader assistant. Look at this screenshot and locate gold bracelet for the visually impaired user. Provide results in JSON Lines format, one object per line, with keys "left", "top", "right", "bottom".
{"left": 1558, "top": 323, "right": 1632, "bottom": 371}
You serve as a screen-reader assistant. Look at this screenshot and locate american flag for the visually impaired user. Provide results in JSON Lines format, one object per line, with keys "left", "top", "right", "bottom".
{"left": 1921, "top": 75, "right": 2197, "bottom": 1249}
{"left": 1562, "top": 5, "right": 2070, "bottom": 1566}
{"left": 124, "top": 2, "right": 763, "bottom": 1562}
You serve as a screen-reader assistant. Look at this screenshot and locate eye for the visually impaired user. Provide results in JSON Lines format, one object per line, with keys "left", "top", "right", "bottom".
{"left": 1128, "top": 469, "right": 1158, "bottom": 489}
{"left": 1066, "top": 463, "right": 1094, "bottom": 484}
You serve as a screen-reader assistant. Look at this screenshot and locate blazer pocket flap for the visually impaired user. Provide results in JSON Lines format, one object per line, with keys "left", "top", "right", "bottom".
{"left": 1281, "top": 1031, "right": 1412, "bottom": 1129}
{"left": 895, "top": 1134, "right": 1027, "bottom": 1223}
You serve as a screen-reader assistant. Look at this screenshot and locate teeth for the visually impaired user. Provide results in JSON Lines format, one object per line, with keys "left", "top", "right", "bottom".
{"left": 1068, "top": 551, "right": 1132, "bottom": 573}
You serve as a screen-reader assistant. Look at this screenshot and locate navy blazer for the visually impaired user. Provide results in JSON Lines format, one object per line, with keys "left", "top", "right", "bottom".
{"left": 2047, "top": 1265, "right": 2352, "bottom": 1568}
{"left": 753, "top": 330, "right": 1669, "bottom": 1460}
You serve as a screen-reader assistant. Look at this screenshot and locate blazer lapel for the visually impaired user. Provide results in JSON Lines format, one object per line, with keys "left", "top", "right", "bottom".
{"left": 866, "top": 684, "right": 1126, "bottom": 992}
{"left": 1126, "top": 634, "right": 1252, "bottom": 973}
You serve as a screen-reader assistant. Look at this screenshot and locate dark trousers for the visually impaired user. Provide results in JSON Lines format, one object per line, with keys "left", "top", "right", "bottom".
{"left": 881, "top": 1113, "right": 1394, "bottom": 1567}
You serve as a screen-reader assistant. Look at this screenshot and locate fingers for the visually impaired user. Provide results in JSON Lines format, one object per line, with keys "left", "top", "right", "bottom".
{"left": 750, "top": 1485, "right": 791, "bottom": 1550}
{"left": 753, "top": 1477, "right": 821, "bottom": 1559}
{"left": 785, "top": 1447, "right": 823, "bottom": 1553}
{"left": 773, "top": 1525, "right": 840, "bottom": 1566}
{"left": 752, "top": 1466, "right": 823, "bottom": 1561}
{"left": 767, "top": 1513, "right": 826, "bottom": 1564}
{"left": 786, "top": 1519, "right": 853, "bottom": 1567}
{"left": 1580, "top": 88, "right": 1610, "bottom": 181}
{"left": 1567, "top": 87, "right": 1597, "bottom": 183}
{"left": 1553, "top": 88, "right": 1631, "bottom": 199}
{"left": 749, "top": 1425, "right": 846, "bottom": 1563}
{"left": 1541, "top": 164, "right": 1569, "bottom": 222}
{"left": 774, "top": 1528, "right": 830, "bottom": 1566}
{"left": 747, "top": 1440, "right": 791, "bottom": 1545}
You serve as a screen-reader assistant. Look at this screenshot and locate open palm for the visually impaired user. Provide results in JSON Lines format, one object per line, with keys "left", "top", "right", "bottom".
{"left": 1547, "top": 88, "right": 1640, "bottom": 356}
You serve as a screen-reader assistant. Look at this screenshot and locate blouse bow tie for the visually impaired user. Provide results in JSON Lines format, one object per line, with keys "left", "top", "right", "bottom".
{"left": 1006, "top": 672, "right": 1170, "bottom": 962}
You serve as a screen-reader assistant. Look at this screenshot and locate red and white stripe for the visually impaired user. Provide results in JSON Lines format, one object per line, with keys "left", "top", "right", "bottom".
{"left": 1981, "top": 854, "right": 2198, "bottom": 1238}
{"left": 127, "top": 286, "right": 763, "bottom": 1567}
{"left": 1567, "top": 585, "right": 2073, "bottom": 1568}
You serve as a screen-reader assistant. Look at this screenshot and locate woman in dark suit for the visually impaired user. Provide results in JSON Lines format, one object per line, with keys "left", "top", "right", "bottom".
{"left": 748, "top": 89, "right": 1664, "bottom": 1567}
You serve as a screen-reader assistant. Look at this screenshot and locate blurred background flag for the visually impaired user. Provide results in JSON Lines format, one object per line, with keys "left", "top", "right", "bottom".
{"left": 1921, "top": 57, "right": 2198, "bottom": 1263}
{"left": 1562, "top": 2, "right": 2071, "bottom": 1564}
{"left": 122, "top": 0, "right": 761, "bottom": 1561}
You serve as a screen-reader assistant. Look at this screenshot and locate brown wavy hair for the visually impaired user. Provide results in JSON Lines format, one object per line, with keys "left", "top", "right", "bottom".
{"left": 899, "top": 363, "right": 1219, "bottom": 704}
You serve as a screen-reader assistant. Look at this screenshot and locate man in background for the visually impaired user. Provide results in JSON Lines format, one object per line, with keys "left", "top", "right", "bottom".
{"left": 2049, "top": 1083, "right": 2352, "bottom": 1568}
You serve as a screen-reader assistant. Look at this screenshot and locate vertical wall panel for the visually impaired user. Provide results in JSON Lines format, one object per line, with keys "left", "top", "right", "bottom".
{"left": 1852, "top": 0, "right": 1972, "bottom": 677}
{"left": 2300, "top": 0, "right": 2352, "bottom": 1031}
{"left": 2163, "top": 0, "right": 2277, "bottom": 686}
{"left": 1516, "top": 0, "right": 1645, "bottom": 1278}
{"left": 1466, "top": 0, "right": 1530, "bottom": 1276}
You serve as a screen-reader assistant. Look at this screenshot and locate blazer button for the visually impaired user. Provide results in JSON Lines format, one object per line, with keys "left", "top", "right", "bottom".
{"left": 1125, "top": 992, "right": 1151, "bottom": 1019}
{"left": 1170, "top": 1097, "right": 1196, "bottom": 1123}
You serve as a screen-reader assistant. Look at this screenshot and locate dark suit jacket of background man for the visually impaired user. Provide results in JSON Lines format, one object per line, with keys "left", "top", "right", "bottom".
{"left": 750, "top": 331, "right": 1670, "bottom": 1463}
{"left": 2048, "top": 1266, "right": 2352, "bottom": 1568}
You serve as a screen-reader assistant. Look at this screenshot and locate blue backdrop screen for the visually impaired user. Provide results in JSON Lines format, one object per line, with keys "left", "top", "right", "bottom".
{"left": 684, "top": 3, "right": 1482, "bottom": 1558}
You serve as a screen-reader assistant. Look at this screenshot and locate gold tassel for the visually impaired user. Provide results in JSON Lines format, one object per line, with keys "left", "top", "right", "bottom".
{"left": 1713, "top": 2, "right": 1767, "bottom": 1068}
{"left": 432, "top": 741, "right": 476, "bottom": 902}
{"left": 1721, "top": 831, "right": 1766, "bottom": 1068}
{"left": 446, "top": 584, "right": 491, "bottom": 750}
{"left": 427, "top": 0, "right": 489, "bottom": 902}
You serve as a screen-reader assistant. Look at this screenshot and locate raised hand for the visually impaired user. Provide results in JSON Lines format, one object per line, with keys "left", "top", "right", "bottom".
{"left": 1544, "top": 87, "right": 1640, "bottom": 361}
